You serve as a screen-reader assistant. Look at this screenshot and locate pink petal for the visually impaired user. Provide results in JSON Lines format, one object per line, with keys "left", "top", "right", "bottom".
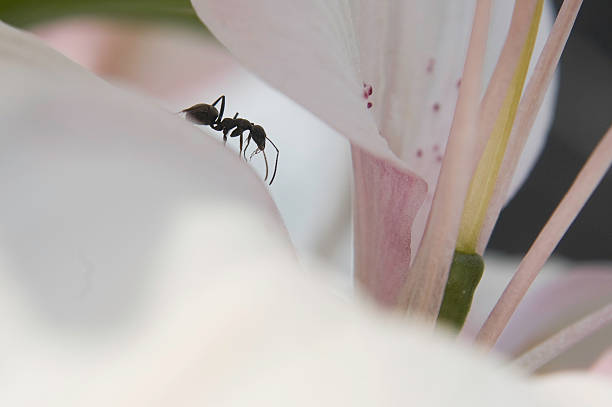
{"left": 352, "top": 145, "right": 427, "bottom": 305}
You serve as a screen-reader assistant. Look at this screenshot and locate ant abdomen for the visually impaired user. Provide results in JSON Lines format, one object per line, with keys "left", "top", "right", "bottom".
{"left": 181, "top": 103, "right": 219, "bottom": 126}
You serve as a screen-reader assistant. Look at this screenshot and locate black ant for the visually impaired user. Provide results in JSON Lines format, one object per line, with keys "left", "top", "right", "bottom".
{"left": 181, "top": 95, "right": 279, "bottom": 185}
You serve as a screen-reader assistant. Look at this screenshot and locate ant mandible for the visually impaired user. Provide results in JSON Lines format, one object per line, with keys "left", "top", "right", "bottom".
{"left": 181, "top": 95, "right": 279, "bottom": 185}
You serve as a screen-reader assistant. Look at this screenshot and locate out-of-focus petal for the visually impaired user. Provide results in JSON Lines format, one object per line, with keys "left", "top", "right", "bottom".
{"left": 535, "top": 373, "right": 612, "bottom": 405}
{"left": 0, "top": 20, "right": 291, "bottom": 328}
{"left": 495, "top": 267, "right": 612, "bottom": 372}
{"left": 4, "top": 233, "right": 610, "bottom": 405}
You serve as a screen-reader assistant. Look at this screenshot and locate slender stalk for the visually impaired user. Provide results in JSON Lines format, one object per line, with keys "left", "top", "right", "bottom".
{"left": 476, "top": 0, "right": 584, "bottom": 254}
{"left": 456, "top": 0, "right": 543, "bottom": 253}
{"left": 476, "top": 124, "right": 612, "bottom": 348}
{"left": 397, "top": 0, "right": 491, "bottom": 320}
{"left": 514, "top": 303, "right": 612, "bottom": 372}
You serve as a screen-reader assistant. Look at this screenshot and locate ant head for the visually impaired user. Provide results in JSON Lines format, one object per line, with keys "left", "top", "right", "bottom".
{"left": 250, "top": 124, "right": 266, "bottom": 150}
{"left": 181, "top": 103, "right": 219, "bottom": 126}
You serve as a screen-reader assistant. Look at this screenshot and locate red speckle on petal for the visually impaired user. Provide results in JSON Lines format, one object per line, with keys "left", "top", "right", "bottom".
{"left": 363, "top": 90, "right": 369, "bottom": 99}
{"left": 416, "top": 149, "right": 423, "bottom": 158}
{"left": 436, "top": 155, "right": 443, "bottom": 162}
{"left": 433, "top": 103, "right": 440, "bottom": 112}
{"left": 367, "top": 102, "right": 373, "bottom": 109}
{"left": 368, "top": 85, "right": 373, "bottom": 96}
{"left": 363, "top": 82, "right": 367, "bottom": 88}
{"left": 433, "top": 144, "right": 439, "bottom": 152}
{"left": 426, "top": 58, "right": 435, "bottom": 73}
{"left": 456, "top": 78, "right": 462, "bottom": 88}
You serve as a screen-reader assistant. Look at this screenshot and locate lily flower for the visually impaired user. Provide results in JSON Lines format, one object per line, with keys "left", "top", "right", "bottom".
{"left": 1, "top": 0, "right": 611, "bottom": 404}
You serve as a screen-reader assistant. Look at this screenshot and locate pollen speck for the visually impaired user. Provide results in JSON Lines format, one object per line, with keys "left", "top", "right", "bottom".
{"left": 426, "top": 58, "right": 435, "bottom": 73}
{"left": 367, "top": 102, "right": 373, "bottom": 109}
{"left": 433, "top": 103, "right": 440, "bottom": 112}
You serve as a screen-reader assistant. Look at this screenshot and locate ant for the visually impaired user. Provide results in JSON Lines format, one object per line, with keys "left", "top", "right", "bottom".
{"left": 181, "top": 95, "right": 279, "bottom": 185}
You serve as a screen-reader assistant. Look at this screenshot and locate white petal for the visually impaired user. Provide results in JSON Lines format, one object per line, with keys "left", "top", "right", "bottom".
{"left": 0, "top": 21, "right": 290, "bottom": 328}
{"left": 4, "top": 234, "right": 605, "bottom": 405}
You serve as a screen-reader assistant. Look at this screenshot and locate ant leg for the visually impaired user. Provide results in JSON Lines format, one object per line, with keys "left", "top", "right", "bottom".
{"left": 243, "top": 136, "right": 251, "bottom": 161}
{"left": 262, "top": 150, "right": 269, "bottom": 181}
{"left": 265, "top": 137, "right": 279, "bottom": 185}
{"left": 239, "top": 134, "right": 243, "bottom": 155}
{"left": 211, "top": 95, "right": 226, "bottom": 121}
{"left": 223, "top": 128, "right": 230, "bottom": 146}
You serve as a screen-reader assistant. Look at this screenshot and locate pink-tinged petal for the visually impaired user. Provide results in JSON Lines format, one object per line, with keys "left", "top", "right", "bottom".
{"left": 0, "top": 21, "right": 291, "bottom": 325}
{"left": 592, "top": 347, "right": 612, "bottom": 378}
{"left": 495, "top": 267, "right": 612, "bottom": 372}
{"left": 352, "top": 145, "right": 427, "bottom": 305}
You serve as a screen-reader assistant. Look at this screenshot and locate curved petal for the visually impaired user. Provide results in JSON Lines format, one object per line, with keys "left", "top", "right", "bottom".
{"left": 0, "top": 21, "right": 291, "bottom": 325}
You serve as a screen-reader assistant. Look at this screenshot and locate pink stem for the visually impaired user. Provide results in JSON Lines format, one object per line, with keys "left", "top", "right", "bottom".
{"left": 476, "top": 124, "right": 612, "bottom": 348}
{"left": 477, "top": 0, "right": 584, "bottom": 254}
